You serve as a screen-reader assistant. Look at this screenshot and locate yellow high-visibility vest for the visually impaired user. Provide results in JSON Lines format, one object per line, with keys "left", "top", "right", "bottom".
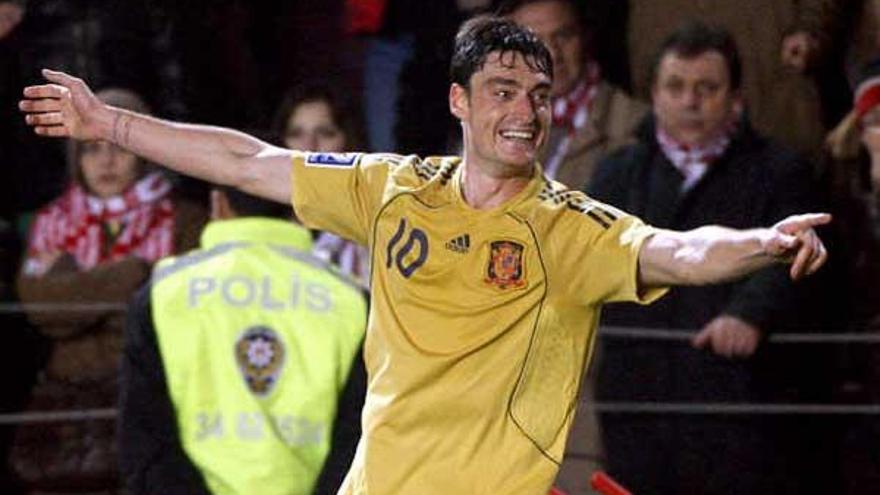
{"left": 151, "top": 218, "right": 367, "bottom": 495}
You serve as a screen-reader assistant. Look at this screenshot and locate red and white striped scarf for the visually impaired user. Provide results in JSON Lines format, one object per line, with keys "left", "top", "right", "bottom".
{"left": 656, "top": 121, "right": 736, "bottom": 192}
{"left": 24, "top": 172, "right": 175, "bottom": 274}
{"left": 551, "top": 61, "right": 601, "bottom": 134}
{"left": 313, "top": 232, "right": 370, "bottom": 288}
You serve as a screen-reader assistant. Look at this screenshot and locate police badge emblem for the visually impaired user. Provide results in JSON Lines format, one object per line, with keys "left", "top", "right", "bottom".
{"left": 235, "top": 326, "right": 285, "bottom": 397}
{"left": 484, "top": 240, "right": 526, "bottom": 289}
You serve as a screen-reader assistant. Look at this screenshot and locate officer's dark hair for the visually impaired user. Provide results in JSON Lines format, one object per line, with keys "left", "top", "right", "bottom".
{"left": 450, "top": 15, "right": 553, "bottom": 89}
{"left": 219, "top": 186, "right": 293, "bottom": 220}
{"left": 650, "top": 21, "right": 742, "bottom": 91}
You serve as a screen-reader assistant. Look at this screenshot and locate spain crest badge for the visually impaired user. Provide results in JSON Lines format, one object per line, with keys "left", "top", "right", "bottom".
{"left": 235, "top": 325, "right": 285, "bottom": 397}
{"left": 484, "top": 240, "right": 526, "bottom": 289}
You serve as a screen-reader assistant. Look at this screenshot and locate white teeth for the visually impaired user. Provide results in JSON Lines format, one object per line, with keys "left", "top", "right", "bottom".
{"left": 501, "top": 130, "right": 534, "bottom": 140}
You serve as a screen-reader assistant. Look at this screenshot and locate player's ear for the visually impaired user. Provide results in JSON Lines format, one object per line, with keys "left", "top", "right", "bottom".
{"left": 449, "top": 83, "right": 469, "bottom": 121}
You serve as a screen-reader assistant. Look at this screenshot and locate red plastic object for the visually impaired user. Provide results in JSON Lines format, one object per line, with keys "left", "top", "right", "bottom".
{"left": 590, "top": 471, "right": 633, "bottom": 495}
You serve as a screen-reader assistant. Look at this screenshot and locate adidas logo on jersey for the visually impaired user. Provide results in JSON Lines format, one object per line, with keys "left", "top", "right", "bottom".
{"left": 445, "top": 234, "right": 470, "bottom": 253}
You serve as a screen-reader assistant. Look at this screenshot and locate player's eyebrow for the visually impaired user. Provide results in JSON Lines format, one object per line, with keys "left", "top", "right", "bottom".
{"left": 530, "top": 80, "right": 552, "bottom": 93}
{"left": 486, "top": 77, "right": 521, "bottom": 88}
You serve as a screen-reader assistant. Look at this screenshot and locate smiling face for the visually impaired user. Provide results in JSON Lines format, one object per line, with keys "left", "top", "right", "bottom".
{"left": 450, "top": 50, "right": 552, "bottom": 177}
{"left": 508, "top": 0, "right": 584, "bottom": 97}
{"left": 79, "top": 140, "right": 141, "bottom": 198}
{"left": 652, "top": 50, "right": 739, "bottom": 146}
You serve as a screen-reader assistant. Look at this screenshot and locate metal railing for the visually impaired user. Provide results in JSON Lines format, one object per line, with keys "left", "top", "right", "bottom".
{"left": 4, "top": 306, "right": 879, "bottom": 424}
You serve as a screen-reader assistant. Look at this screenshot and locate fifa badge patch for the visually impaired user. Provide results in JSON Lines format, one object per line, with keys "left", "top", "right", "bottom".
{"left": 235, "top": 326, "right": 285, "bottom": 397}
{"left": 484, "top": 240, "right": 526, "bottom": 289}
{"left": 305, "top": 152, "right": 360, "bottom": 167}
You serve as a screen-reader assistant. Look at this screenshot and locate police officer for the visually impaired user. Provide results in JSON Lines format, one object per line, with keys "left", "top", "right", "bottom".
{"left": 119, "top": 187, "right": 367, "bottom": 495}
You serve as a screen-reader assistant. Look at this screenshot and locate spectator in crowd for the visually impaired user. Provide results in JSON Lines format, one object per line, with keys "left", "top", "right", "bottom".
{"left": 273, "top": 83, "right": 371, "bottom": 287}
{"left": 500, "top": 0, "right": 648, "bottom": 190}
{"left": 625, "top": 0, "right": 852, "bottom": 157}
{"left": 9, "top": 88, "right": 206, "bottom": 492}
{"left": 821, "top": 59, "right": 880, "bottom": 493}
{"left": 1, "top": 0, "right": 184, "bottom": 215}
{"left": 822, "top": 60, "right": 880, "bottom": 339}
{"left": 120, "top": 186, "right": 367, "bottom": 494}
{"left": 589, "top": 22, "right": 820, "bottom": 494}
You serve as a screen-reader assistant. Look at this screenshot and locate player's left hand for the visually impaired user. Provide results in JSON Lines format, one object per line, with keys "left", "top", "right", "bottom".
{"left": 762, "top": 213, "right": 830, "bottom": 280}
{"left": 20, "top": 69, "right": 108, "bottom": 141}
{"left": 692, "top": 315, "right": 761, "bottom": 359}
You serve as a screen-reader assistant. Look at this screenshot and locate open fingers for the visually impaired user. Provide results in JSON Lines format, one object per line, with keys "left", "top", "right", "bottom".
{"left": 19, "top": 98, "right": 63, "bottom": 113}
{"left": 25, "top": 112, "right": 65, "bottom": 127}
{"left": 22, "top": 83, "right": 68, "bottom": 100}
{"left": 19, "top": 70, "right": 94, "bottom": 140}
{"left": 806, "top": 240, "right": 828, "bottom": 275}
{"left": 42, "top": 68, "right": 79, "bottom": 85}
{"left": 777, "top": 213, "right": 832, "bottom": 234}
{"left": 789, "top": 230, "right": 827, "bottom": 279}
{"left": 33, "top": 125, "right": 70, "bottom": 137}
{"left": 789, "top": 234, "right": 814, "bottom": 279}
{"left": 801, "top": 230, "right": 828, "bottom": 276}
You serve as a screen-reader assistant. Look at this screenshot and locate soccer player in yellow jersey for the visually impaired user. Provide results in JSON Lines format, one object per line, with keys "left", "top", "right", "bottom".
{"left": 20, "top": 15, "right": 828, "bottom": 495}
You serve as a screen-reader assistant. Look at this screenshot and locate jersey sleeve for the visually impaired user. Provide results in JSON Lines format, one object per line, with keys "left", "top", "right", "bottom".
{"left": 553, "top": 201, "right": 668, "bottom": 305}
{"left": 290, "top": 152, "right": 392, "bottom": 246}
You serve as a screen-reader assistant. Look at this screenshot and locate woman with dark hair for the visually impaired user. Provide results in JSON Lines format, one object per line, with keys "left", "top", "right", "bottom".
{"left": 273, "top": 83, "right": 365, "bottom": 152}
{"left": 10, "top": 88, "right": 206, "bottom": 492}
{"left": 273, "top": 83, "right": 370, "bottom": 287}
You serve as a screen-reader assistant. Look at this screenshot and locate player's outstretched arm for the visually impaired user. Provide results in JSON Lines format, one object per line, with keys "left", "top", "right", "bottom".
{"left": 19, "top": 69, "right": 293, "bottom": 204}
{"left": 638, "top": 213, "right": 831, "bottom": 288}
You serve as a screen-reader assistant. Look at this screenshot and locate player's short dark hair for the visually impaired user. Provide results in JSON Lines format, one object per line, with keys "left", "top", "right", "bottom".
{"left": 218, "top": 186, "right": 292, "bottom": 220}
{"left": 450, "top": 15, "right": 553, "bottom": 89}
{"left": 650, "top": 21, "right": 742, "bottom": 91}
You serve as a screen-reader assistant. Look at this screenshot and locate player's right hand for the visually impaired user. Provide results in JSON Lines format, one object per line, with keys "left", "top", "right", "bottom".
{"left": 763, "top": 212, "right": 830, "bottom": 280}
{"left": 19, "top": 69, "right": 107, "bottom": 141}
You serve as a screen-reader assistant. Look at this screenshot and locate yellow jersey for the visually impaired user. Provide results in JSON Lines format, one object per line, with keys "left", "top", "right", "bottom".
{"left": 291, "top": 152, "right": 665, "bottom": 494}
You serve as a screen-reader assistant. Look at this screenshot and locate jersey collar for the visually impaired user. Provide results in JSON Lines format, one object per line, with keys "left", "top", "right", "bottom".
{"left": 452, "top": 161, "right": 545, "bottom": 216}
